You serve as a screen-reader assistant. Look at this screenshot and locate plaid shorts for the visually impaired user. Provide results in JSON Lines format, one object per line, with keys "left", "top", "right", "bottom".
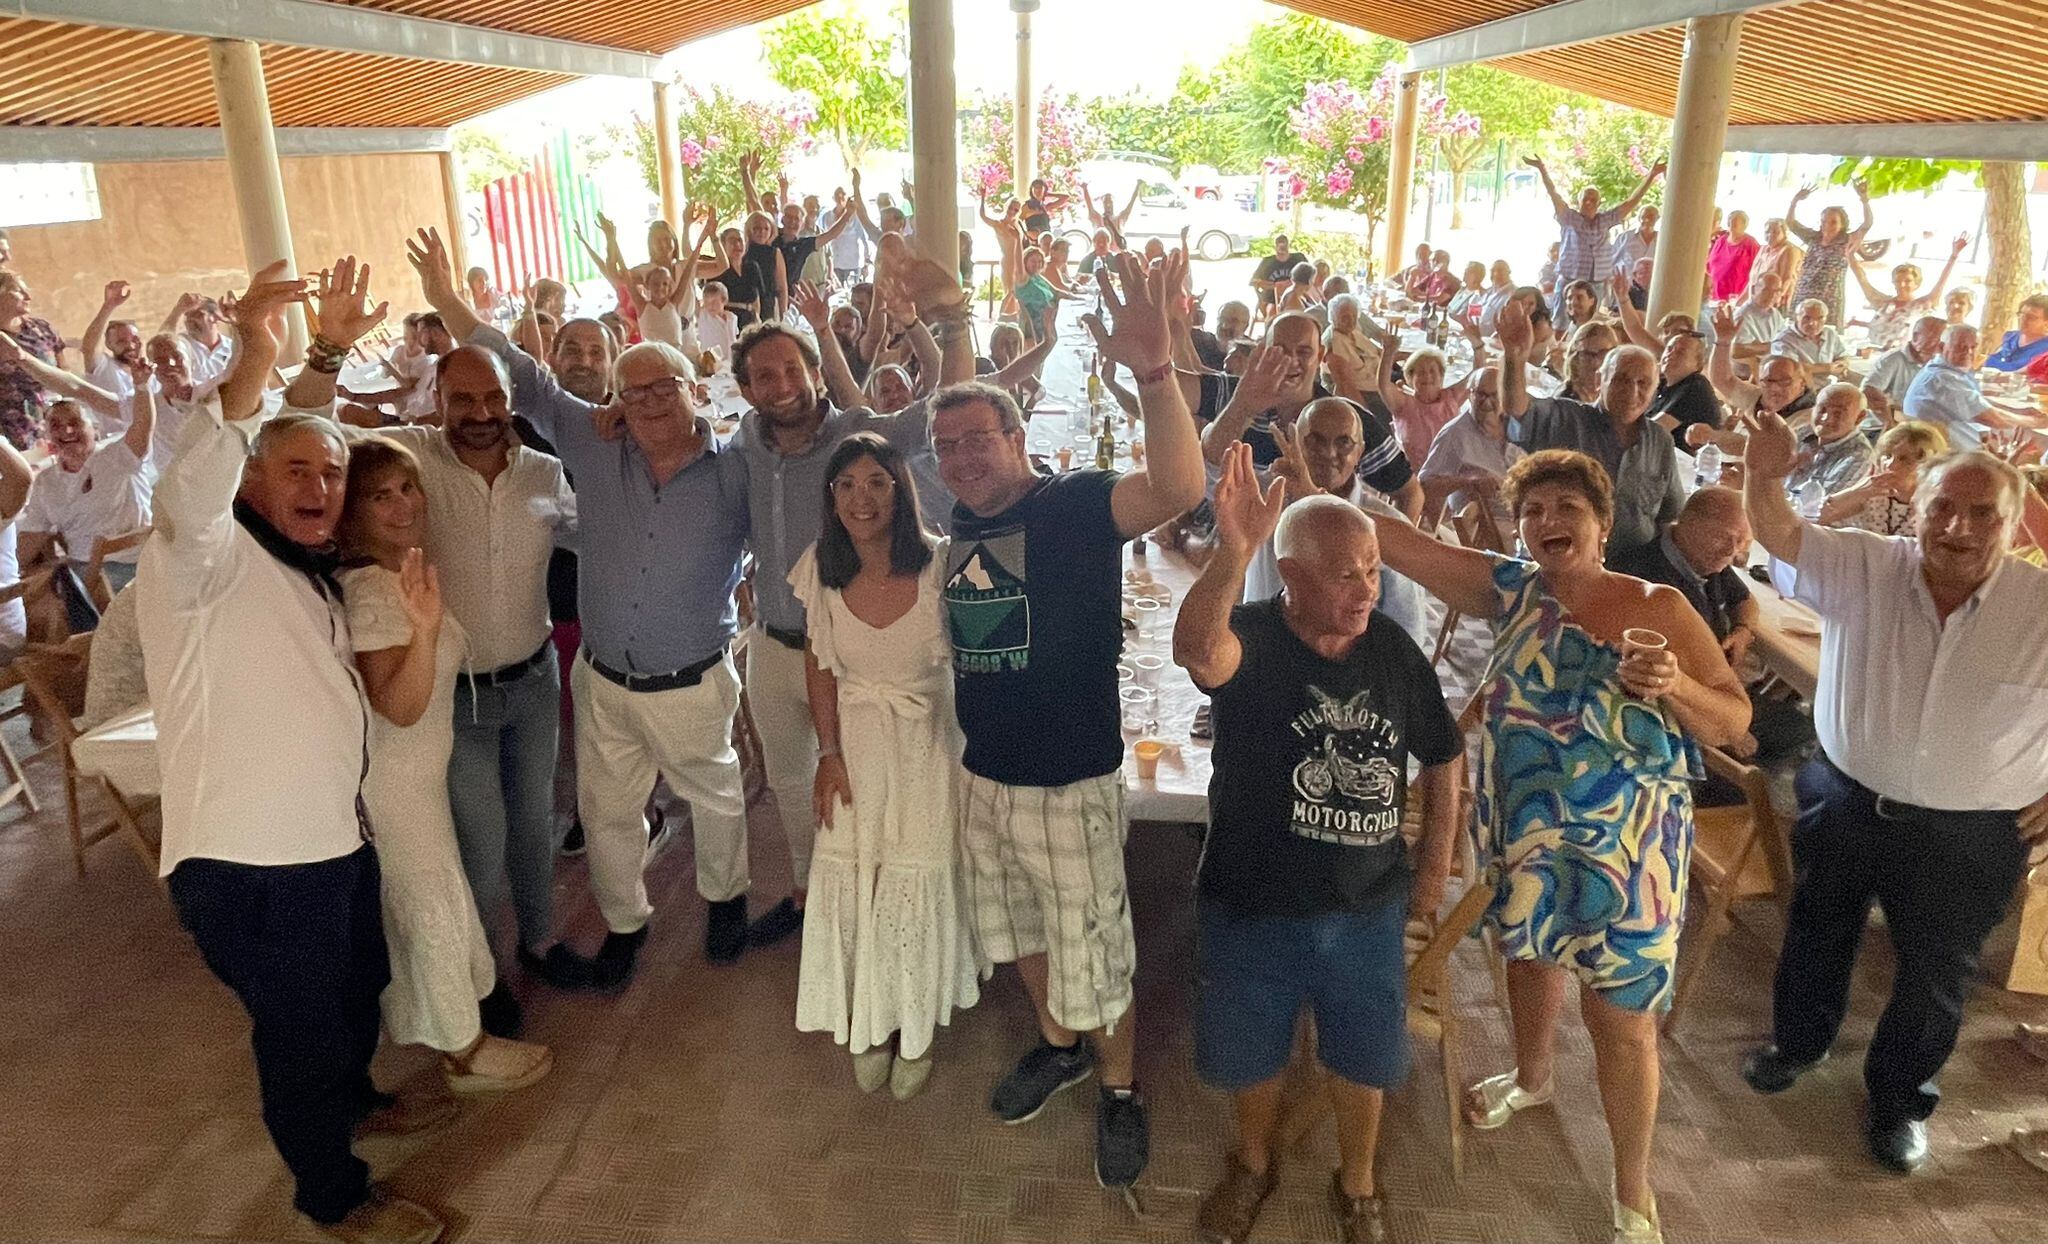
{"left": 958, "top": 770, "right": 1135, "bottom": 1034}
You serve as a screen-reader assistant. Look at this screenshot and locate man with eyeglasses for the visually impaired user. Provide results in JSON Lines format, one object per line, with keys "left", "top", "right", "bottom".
{"left": 409, "top": 226, "right": 750, "bottom": 991}
{"left": 721, "top": 273, "right": 977, "bottom": 952}
{"left": 934, "top": 252, "right": 1206, "bottom": 1191}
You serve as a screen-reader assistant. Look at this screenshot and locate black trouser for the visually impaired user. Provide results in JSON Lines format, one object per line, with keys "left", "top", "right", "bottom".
{"left": 1769, "top": 756, "right": 2026, "bottom": 1125}
{"left": 168, "top": 845, "right": 389, "bottom": 1224}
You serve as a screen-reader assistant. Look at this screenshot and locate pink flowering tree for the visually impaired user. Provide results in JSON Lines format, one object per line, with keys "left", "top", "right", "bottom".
{"left": 615, "top": 83, "right": 816, "bottom": 220}
{"left": 961, "top": 91, "right": 1101, "bottom": 209}
{"left": 1276, "top": 71, "right": 1401, "bottom": 274}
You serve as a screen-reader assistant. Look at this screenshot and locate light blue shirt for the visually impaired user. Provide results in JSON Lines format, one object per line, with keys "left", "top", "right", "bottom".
{"left": 470, "top": 326, "right": 750, "bottom": 673}
{"left": 1902, "top": 357, "right": 1992, "bottom": 451}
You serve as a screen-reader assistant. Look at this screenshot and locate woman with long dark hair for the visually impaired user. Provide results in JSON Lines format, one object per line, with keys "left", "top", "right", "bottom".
{"left": 790, "top": 432, "right": 980, "bottom": 1101}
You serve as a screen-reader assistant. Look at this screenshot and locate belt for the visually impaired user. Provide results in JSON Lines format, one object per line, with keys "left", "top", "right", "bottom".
{"left": 762, "top": 623, "right": 807, "bottom": 651}
{"left": 471, "top": 641, "right": 553, "bottom": 687}
{"left": 584, "top": 646, "right": 725, "bottom": 693}
{"left": 1822, "top": 755, "right": 2020, "bottom": 825}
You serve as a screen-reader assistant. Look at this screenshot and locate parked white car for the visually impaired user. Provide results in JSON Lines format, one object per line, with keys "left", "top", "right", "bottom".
{"left": 1066, "top": 158, "right": 1269, "bottom": 261}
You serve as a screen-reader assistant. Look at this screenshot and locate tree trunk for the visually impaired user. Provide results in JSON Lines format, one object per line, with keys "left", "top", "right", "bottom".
{"left": 1981, "top": 161, "right": 2032, "bottom": 337}
{"left": 1449, "top": 166, "right": 1467, "bottom": 229}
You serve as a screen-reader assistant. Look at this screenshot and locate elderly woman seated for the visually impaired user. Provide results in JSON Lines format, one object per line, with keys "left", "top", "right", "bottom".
{"left": 1816, "top": 418, "right": 1948, "bottom": 536}
{"left": 1984, "top": 293, "right": 2048, "bottom": 373}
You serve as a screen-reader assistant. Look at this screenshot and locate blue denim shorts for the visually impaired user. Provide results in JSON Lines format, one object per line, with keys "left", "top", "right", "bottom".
{"left": 1195, "top": 898, "right": 1411, "bottom": 1091}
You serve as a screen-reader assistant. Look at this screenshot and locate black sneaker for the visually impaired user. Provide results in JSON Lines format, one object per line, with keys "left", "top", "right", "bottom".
{"left": 519, "top": 943, "right": 592, "bottom": 990}
{"left": 1095, "top": 1086, "right": 1150, "bottom": 1188}
{"left": 559, "top": 817, "right": 586, "bottom": 857}
{"left": 1741, "top": 1044, "right": 1826, "bottom": 1095}
{"left": 990, "top": 1038, "right": 1095, "bottom": 1124}
{"left": 589, "top": 926, "right": 649, "bottom": 991}
{"left": 705, "top": 897, "right": 748, "bottom": 963}
{"left": 479, "top": 982, "right": 523, "bottom": 1038}
{"left": 747, "top": 897, "right": 805, "bottom": 947}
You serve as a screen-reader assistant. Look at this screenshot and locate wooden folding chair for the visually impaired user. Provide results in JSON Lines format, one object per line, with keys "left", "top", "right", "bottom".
{"left": 0, "top": 569, "right": 57, "bottom": 817}
{"left": 13, "top": 633, "right": 160, "bottom": 877}
{"left": 1663, "top": 745, "right": 1787, "bottom": 1036}
{"left": 85, "top": 526, "right": 151, "bottom": 612}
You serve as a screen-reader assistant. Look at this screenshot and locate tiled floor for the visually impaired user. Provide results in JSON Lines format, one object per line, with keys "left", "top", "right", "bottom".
{"left": 4, "top": 621, "right": 2048, "bottom": 1244}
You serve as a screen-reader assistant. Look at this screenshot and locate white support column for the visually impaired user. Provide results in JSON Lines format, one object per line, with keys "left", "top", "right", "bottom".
{"left": 207, "top": 38, "right": 306, "bottom": 360}
{"left": 1012, "top": 0, "right": 1039, "bottom": 200}
{"left": 907, "top": 0, "right": 958, "bottom": 275}
{"left": 1648, "top": 13, "right": 1742, "bottom": 327}
{"left": 652, "top": 80, "right": 682, "bottom": 235}
{"left": 1381, "top": 71, "right": 1421, "bottom": 280}
{"left": 439, "top": 148, "right": 470, "bottom": 286}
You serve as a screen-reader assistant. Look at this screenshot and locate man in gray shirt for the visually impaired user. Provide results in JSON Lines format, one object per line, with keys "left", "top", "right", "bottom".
{"left": 411, "top": 227, "right": 753, "bottom": 986}
{"left": 1498, "top": 299, "right": 1682, "bottom": 563}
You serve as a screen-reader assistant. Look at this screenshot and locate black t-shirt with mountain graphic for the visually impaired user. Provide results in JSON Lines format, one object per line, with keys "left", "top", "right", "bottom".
{"left": 1196, "top": 597, "right": 1462, "bottom": 917}
{"left": 945, "top": 470, "right": 1128, "bottom": 787}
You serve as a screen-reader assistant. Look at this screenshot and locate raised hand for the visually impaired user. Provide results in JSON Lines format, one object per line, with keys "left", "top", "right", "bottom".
{"left": 230, "top": 260, "right": 307, "bottom": 354}
{"left": 791, "top": 280, "right": 830, "bottom": 332}
{"left": 1951, "top": 232, "right": 1970, "bottom": 256}
{"left": 1495, "top": 297, "right": 1532, "bottom": 355}
{"left": 395, "top": 547, "right": 444, "bottom": 640}
{"left": 1792, "top": 183, "right": 1814, "bottom": 200}
{"left": 1609, "top": 272, "right": 1632, "bottom": 304}
{"left": 1852, "top": 177, "right": 1871, "bottom": 199}
{"left": 1521, "top": 155, "right": 1544, "bottom": 171}
{"left": 1092, "top": 250, "right": 1185, "bottom": 374}
{"left": 101, "top": 280, "right": 131, "bottom": 310}
{"left": 1711, "top": 301, "right": 1740, "bottom": 340}
{"left": 892, "top": 253, "right": 965, "bottom": 319}
{"left": 1212, "top": 441, "right": 1286, "bottom": 556}
{"left": 596, "top": 211, "right": 618, "bottom": 238}
{"left": 313, "top": 255, "right": 389, "bottom": 348}
{"left": 1269, "top": 420, "right": 1315, "bottom": 502}
{"left": 1230, "top": 341, "right": 1291, "bottom": 414}
{"left": 1737, "top": 408, "right": 1800, "bottom": 479}
{"left": 1650, "top": 157, "right": 1669, "bottom": 178}
{"left": 404, "top": 227, "right": 460, "bottom": 309}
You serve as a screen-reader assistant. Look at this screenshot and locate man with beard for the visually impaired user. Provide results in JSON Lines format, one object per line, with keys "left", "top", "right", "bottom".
{"left": 143, "top": 332, "right": 220, "bottom": 472}
{"left": 412, "top": 226, "right": 751, "bottom": 988}
{"left": 1499, "top": 299, "right": 1683, "bottom": 564}
{"left": 285, "top": 265, "right": 582, "bottom": 1012}
{"left": 163, "top": 291, "right": 236, "bottom": 384}
{"left": 81, "top": 278, "right": 149, "bottom": 400}
{"left": 723, "top": 276, "right": 978, "bottom": 945}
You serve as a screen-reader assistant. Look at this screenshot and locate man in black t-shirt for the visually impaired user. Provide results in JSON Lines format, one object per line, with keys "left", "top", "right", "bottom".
{"left": 1176, "top": 445, "right": 1461, "bottom": 1244}
{"left": 933, "top": 252, "right": 1207, "bottom": 1190}
{"left": 1250, "top": 234, "right": 1303, "bottom": 316}
{"left": 1645, "top": 329, "right": 1722, "bottom": 446}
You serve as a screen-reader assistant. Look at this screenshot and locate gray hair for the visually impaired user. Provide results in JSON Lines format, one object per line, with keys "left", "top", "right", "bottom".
{"left": 613, "top": 339, "right": 695, "bottom": 390}
{"left": 1814, "top": 380, "right": 1864, "bottom": 411}
{"left": 1275, "top": 494, "right": 1376, "bottom": 562}
{"left": 250, "top": 410, "right": 347, "bottom": 460}
{"left": 1795, "top": 297, "right": 1828, "bottom": 318}
{"left": 1600, "top": 343, "right": 1658, "bottom": 381}
{"left": 932, "top": 380, "right": 1024, "bottom": 432}
{"left": 1918, "top": 449, "right": 2025, "bottom": 524}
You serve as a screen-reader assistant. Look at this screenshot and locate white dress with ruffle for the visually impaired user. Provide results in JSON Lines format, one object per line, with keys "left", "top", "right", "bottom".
{"left": 789, "top": 545, "right": 981, "bottom": 1058}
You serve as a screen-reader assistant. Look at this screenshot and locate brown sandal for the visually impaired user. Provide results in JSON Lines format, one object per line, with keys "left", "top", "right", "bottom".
{"left": 441, "top": 1035, "right": 553, "bottom": 1095}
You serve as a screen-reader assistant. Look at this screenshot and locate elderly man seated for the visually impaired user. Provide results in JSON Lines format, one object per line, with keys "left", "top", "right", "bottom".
{"left": 1863, "top": 315, "right": 1945, "bottom": 425}
{"left": 1783, "top": 383, "right": 1876, "bottom": 498}
{"left": 1609, "top": 487, "right": 1815, "bottom": 790}
{"left": 1176, "top": 444, "right": 1461, "bottom": 1244}
{"left": 1773, "top": 298, "right": 1852, "bottom": 382}
{"left": 1903, "top": 323, "right": 2046, "bottom": 451}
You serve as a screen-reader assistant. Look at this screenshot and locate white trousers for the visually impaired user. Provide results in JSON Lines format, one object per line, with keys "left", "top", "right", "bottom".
{"left": 572, "top": 651, "right": 749, "bottom": 932}
{"left": 744, "top": 627, "right": 819, "bottom": 888}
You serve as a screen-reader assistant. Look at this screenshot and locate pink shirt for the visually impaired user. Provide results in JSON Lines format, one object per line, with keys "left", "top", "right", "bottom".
{"left": 1706, "top": 232, "right": 1760, "bottom": 302}
{"left": 1387, "top": 387, "right": 1464, "bottom": 469}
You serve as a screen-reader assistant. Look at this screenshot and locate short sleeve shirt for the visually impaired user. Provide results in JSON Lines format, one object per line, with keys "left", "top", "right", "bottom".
{"left": 1646, "top": 370, "right": 1723, "bottom": 442}
{"left": 1242, "top": 388, "right": 1411, "bottom": 501}
{"left": 945, "top": 470, "right": 1129, "bottom": 786}
{"left": 1512, "top": 396, "right": 1682, "bottom": 560}
{"left": 1198, "top": 598, "right": 1461, "bottom": 917}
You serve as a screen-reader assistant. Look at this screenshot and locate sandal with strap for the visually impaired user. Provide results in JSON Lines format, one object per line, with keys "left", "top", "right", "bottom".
{"left": 1611, "top": 1192, "right": 1662, "bottom": 1244}
{"left": 1466, "top": 1069, "right": 1554, "bottom": 1131}
{"left": 442, "top": 1035, "right": 554, "bottom": 1096}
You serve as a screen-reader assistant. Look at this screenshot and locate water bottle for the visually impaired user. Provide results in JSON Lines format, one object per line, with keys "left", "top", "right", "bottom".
{"left": 1796, "top": 477, "right": 1827, "bottom": 521}
{"left": 1694, "top": 443, "right": 1721, "bottom": 488}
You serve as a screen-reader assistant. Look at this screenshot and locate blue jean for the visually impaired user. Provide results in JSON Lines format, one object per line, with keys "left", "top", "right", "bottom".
{"left": 448, "top": 653, "right": 561, "bottom": 954}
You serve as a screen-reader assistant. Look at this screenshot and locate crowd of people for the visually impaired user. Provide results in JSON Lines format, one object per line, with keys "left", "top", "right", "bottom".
{"left": 1, "top": 144, "right": 2047, "bottom": 1244}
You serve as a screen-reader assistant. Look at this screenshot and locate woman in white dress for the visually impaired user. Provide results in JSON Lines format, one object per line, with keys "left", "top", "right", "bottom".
{"left": 793, "top": 432, "right": 980, "bottom": 1100}
{"left": 339, "top": 438, "right": 553, "bottom": 1094}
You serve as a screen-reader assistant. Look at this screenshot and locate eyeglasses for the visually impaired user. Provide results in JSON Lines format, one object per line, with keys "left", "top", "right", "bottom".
{"left": 620, "top": 377, "right": 683, "bottom": 406}
{"left": 932, "top": 428, "right": 1010, "bottom": 459}
{"left": 831, "top": 475, "right": 896, "bottom": 500}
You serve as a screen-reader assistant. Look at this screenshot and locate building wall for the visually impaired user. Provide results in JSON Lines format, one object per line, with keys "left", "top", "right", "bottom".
{"left": 5, "top": 151, "right": 449, "bottom": 351}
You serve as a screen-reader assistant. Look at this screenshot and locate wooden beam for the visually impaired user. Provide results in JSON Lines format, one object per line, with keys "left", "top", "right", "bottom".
{"left": 16, "top": 0, "right": 661, "bottom": 78}
{"left": 1727, "top": 122, "right": 2048, "bottom": 162}
{"left": 0, "top": 124, "right": 451, "bottom": 162}
{"left": 1408, "top": 0, "right": 1803, "bottom": 71}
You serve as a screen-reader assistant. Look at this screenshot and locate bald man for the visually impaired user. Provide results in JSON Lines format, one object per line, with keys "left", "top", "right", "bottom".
{"left": 1176, "top": 446, "right": 1461, "bottom": 1244}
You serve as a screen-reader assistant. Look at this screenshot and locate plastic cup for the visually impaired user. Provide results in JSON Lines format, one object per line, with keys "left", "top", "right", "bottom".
{"left": 1129, "top": 439, "right": 1146, "bottom": 465}
{"left": 1133, "top": 739, "right": 1165, "bottom": 780}
{"left": 1056, "top": 446, "right": 1073, "bottom": 471}
{"left": 1621, "top": 627, "right": 1668, "bottom": 657}
{"left": 1132, "top": 597, "right": 1163, "bottom": 637}
{"left": 1116, "top": 662, "right": 1135, "bottom": 686}
{"left": 1133, "top": 653, "right": 1167, "bottom": 687}
{"left": 1119, "top": 685, "right": 1158, "bottom": 734}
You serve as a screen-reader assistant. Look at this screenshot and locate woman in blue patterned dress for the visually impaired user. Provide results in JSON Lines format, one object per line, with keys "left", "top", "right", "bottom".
{"left": 1356, "top": 448, "right": 1749, "bottom": 1244}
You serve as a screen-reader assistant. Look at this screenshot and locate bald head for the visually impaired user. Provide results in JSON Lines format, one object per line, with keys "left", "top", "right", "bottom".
{"left": 1275, "top": 496, "right": 1383, "bottom": 642}
{"left": 1267, "top": 312, "right": 1324, "bottom": 400}
{"left": 1671, "top": 485, "right": 1751, "bottom": 576}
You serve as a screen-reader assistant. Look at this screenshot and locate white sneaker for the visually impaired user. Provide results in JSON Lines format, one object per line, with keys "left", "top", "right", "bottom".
{"left": 1612, "top": 1194, "right": 1662, "bottom": 1244}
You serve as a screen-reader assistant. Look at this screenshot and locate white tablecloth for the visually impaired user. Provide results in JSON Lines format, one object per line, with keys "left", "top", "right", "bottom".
{"left": 71, "top": 705, "right": 160, "bottom": 799}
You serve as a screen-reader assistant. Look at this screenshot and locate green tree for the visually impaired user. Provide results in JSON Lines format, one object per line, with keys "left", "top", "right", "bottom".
{"left": 1436, "top": 66, "right": 1580, "bottom": 227}
{"left": 1829, "top": 157, "right": 2037, "bottom": 341}
{"left": 452, "top": 125, "right": 529, "bottom": 194}
{"left": 760, "top": 0, "right": 907, "bottom": 167}
{"left": 1219, "top": 14, "right": 1401, "bottom": 167}
{"left": 1541, "top": 104, "right": 1671, "bottom": 210}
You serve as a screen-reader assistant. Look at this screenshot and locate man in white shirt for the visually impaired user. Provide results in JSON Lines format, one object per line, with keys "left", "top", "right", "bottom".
{"left": 0, "top": 336, "right": 154, "bottom": 587}
{"left": 80, "top": 279, "right": 148, "bottom": 399}
{"left": 168, "top": 293, "right": 236, "bottom": 384}
{"left": 822, "top": 189, "right": 871, "bottom": 285}
{"left": 139, "top": 263, "right": 446, "bottom": 1244}
{"left": 285, "top": 273, "right": 583, "bottom": 1000}
{"left": 1731, "top": 271, "right": 1789, "bottom": 366}
{"left": 1738, "top": 409, "right": 2048, "bottom": 1175}
{"left": 1773, "top": 298, "right": 1853, "bottom": 381}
